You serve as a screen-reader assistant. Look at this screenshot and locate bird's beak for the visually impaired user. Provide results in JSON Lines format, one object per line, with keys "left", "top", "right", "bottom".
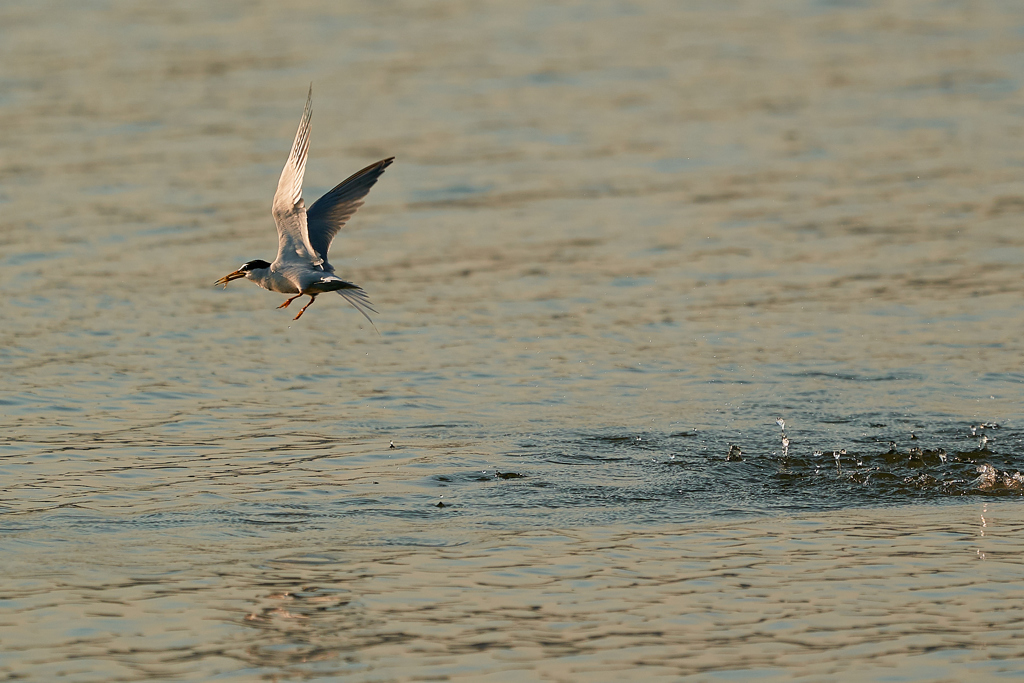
{"left": 215, "top": 270, "right": 246, "bottom": 288}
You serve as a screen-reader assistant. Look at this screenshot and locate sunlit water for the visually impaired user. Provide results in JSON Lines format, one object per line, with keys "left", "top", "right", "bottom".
{"left": 3, "top": 0, "right": 1024, "bottom": 680}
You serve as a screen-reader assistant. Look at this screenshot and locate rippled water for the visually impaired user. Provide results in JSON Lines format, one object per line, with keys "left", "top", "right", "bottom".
{"left": 3, "top": 0, "right": 1024, "bottom": 679}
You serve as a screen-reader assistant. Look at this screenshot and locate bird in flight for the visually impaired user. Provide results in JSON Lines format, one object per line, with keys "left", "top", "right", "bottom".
{"left": 216, "top": 86, "right": 393, "bottom": 325}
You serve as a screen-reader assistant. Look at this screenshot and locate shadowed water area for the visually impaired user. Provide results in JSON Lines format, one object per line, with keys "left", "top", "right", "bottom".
{"left": 2, "top": 0, "right": 1024, "bottom": 680}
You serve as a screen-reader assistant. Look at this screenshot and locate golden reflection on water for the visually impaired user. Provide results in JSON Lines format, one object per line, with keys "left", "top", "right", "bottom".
{"left": 3, "top": 0, "right": 1024, "bottom": 680}
{"left": 4, "top": 502, "right": 1023, "bottom": 680}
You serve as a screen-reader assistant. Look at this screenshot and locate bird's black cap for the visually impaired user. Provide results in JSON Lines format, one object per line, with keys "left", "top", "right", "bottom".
{"left": 240, "top": 259, "right": 272, "bottom": 271}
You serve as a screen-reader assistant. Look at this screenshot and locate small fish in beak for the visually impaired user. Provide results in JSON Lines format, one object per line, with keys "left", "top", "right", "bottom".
{"left": 215, "top": 270, "right": 246, "bottom": 288}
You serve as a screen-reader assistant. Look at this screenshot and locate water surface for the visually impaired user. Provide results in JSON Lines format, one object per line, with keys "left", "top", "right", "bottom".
{"left": 2, "top": 0, "right": 1024, "bottom": 679}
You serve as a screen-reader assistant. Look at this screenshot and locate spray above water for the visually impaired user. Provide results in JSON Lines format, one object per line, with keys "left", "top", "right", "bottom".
{"left": 686, "top": 417, "right": 1023, "bottom": 500}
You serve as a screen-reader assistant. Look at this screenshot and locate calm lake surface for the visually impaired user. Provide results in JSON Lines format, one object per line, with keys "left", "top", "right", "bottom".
{"left": 3, "top": 0, "right": 1024, "bottom": 680}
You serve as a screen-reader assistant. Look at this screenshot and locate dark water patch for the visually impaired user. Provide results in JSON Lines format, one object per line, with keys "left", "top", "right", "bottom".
{"left": 786, "top": 370, "right": 923, "bottom": 382}
{"left": 411, "top": 183, "right": 494, "bottom": 204}
{"left": 538, "top": 449, "right": 635, "bottom": 465}
{"left": 484, "top": 421, "right": 1024, "bottom": 523}
{"left": 266, "top": 554, "right": 339, "bottom": 566}
{"left": 428, "top": 469, "right": 506, "bottom": 486}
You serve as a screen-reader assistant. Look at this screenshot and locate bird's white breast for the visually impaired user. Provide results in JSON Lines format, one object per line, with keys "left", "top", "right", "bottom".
{"left": 246, "top": 267, "right": 300, "bottom": 294}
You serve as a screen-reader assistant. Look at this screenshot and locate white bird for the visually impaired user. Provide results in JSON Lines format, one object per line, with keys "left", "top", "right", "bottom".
{"left": 216, "top": 86, "right": 393, "bottom": 325}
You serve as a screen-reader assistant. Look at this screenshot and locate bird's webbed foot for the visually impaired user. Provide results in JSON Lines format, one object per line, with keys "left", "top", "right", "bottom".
{"left": 292, "top": 295, "right": 318, "bottom": 320}
{"left": 277, "top": 294, "right": 303, "bottom": 309}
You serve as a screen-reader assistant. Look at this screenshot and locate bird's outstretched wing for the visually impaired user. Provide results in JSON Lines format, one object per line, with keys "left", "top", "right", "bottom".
{"left": 272, "top": 85, "right": 323, "bottom": 269}
{"left": 306, "top": 157, "right": 394, "bottom": 266}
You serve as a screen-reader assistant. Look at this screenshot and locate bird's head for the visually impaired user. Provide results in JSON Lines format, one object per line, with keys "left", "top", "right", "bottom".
{"left": 215, "top": 259, "right": 271, "bottom": 287}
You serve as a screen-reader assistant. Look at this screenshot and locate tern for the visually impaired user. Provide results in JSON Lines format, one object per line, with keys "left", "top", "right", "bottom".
{"left": 216, "top": 86, "right": 393, "bottom": 325}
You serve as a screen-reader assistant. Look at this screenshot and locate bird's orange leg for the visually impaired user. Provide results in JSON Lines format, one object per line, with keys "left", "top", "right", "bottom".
{"left": 277, "top": 294, "right": 303, "bottom": 309}
{"left": 293, "top": 295, "right": 318, "bottom": 320}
